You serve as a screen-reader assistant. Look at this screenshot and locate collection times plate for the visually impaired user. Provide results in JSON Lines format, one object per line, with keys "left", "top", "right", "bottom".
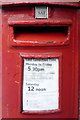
{"left": 23, "top": 58, "right": 59, "bottom": 111}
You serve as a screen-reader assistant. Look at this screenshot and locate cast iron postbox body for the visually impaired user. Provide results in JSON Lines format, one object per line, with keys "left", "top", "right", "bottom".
{"left": 1, "top": 1, "right": 80, "bottom": 119}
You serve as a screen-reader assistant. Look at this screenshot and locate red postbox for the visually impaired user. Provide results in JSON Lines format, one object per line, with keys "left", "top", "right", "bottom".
{"left": 1, "top": 1, "right": 80, "bottom": 119}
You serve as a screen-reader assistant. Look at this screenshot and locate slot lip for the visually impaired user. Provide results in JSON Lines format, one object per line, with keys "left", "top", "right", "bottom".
{"left": 11, "top": 39, "right": 70, "bottom": 47}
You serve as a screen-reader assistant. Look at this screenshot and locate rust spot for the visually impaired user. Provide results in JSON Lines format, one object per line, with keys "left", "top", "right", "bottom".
{"left": 35, "top": 23, "right": 38, "bottom": 24}
{"left": 43, "top": 23, "right": 47, "bottom": 25}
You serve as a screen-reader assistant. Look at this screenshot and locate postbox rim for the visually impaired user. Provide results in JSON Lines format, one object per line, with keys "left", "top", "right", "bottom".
{"left": 0, "top": 1, "right": 80, "bottom": 8}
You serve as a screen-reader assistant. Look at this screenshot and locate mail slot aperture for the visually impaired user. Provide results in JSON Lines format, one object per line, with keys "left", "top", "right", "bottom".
{"left": 10, "top": 25, "right": 70, "bottom": 46}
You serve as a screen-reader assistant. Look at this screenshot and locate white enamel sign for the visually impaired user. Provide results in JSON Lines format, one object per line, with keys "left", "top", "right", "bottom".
{"left": 35, "top": 6, "right": 48, "bottom": 19}
{"left": 23, "top": 58, "right": 59, "bottom": 111}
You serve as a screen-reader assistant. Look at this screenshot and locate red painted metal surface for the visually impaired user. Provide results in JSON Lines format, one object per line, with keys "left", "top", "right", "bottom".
{"left": 0, "top": 8, "right": 2, "bottom": 119}
{"left": 78, "top": 8, "right": 80, "bottom": 120}
{"left": 1, "top": 1, "right": 80, "bottom": 119}
{"left": 1, "top": 1, "right": 80, "bottom": 7}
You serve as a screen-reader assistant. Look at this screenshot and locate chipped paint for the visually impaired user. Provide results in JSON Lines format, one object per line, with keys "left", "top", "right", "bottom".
{"left": 15, "top": 81, "right": 19, "bottom": 84}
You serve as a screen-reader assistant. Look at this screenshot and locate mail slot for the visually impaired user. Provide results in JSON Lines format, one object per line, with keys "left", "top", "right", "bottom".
{"left": 1, "top": 1, "right": 80, "bottom": 119}
{"left": 10, "top": 25, "right": 70, "bottom": 46}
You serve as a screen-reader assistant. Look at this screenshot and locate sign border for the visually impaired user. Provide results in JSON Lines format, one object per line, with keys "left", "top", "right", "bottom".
{"left": 19, "top": 52, "right": 62, "bottom": 115}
